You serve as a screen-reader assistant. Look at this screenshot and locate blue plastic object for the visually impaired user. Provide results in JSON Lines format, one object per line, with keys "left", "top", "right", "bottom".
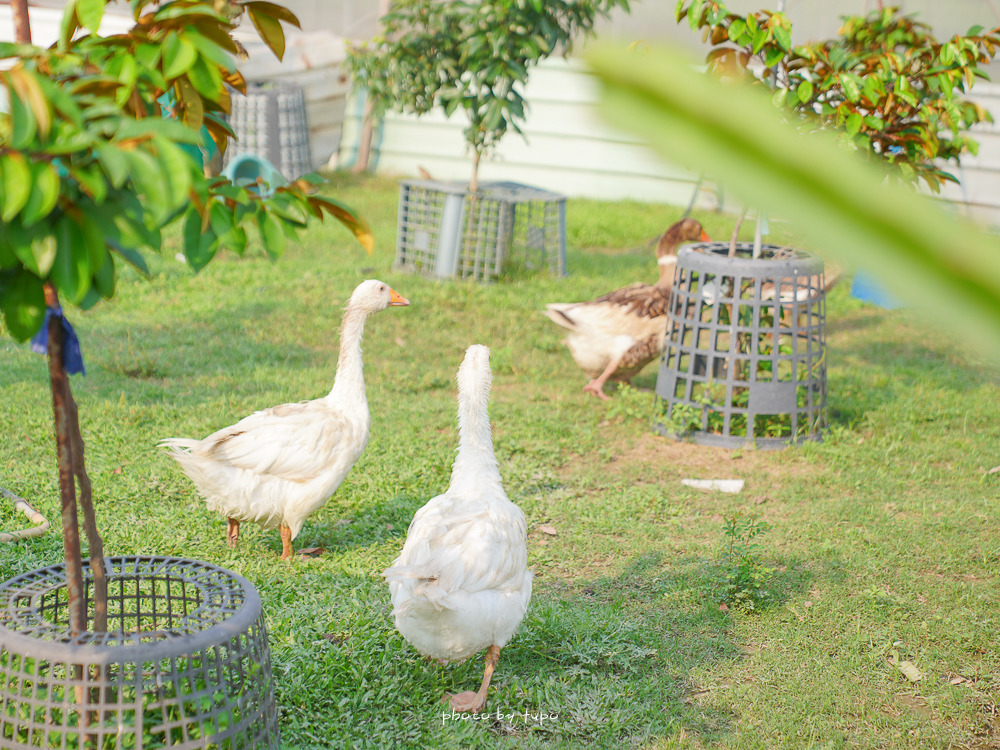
{"left": 850, "top": 272, "right": 902, "bottom": 309}
{"left": 220, "top": 153, "right": 287, "bottom": 196}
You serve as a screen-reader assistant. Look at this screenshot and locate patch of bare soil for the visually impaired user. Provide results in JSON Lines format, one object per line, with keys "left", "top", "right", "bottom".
{"left": 560, "top": 429, "right": 820, "bottom": 487}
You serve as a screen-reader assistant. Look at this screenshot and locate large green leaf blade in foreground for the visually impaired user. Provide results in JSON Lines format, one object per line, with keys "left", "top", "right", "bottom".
{"left": 586, "top": 44, "right": 1000, "bottom": 359}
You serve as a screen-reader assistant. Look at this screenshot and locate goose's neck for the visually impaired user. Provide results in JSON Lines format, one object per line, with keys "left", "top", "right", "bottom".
{"left": 451, "top": 391, "right": 501, "bottom": 487}
{"left": 328, "top": 307, "right": 368, "bottom": 406}
{"left": 656, "top": 260, "right": 677, "bottom": 289}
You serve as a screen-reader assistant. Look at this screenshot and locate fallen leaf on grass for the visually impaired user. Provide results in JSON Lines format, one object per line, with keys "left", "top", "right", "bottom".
{"left": 891, "top": 659, "right": 923, "bottom": 682}
{"left": 537, "top": 524, "right": 557, "bottom": 536}
{"left": 296, "top": 547, "right": 325, "bottom": 557}
{"left": 987, "top": 465, "right": 1000, "bottom": 475}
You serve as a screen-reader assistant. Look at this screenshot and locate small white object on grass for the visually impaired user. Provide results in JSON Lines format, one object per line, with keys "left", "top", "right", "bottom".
{"left": 681, "top": 478, "right": 745, "bottom": 494}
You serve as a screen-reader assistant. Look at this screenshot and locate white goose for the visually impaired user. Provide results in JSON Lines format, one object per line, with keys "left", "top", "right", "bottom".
{"left": 160, "top": 279, "right": 409, "bottom": 560}
{"left": 385, "top": 345, "right": 532, "bottom": 713}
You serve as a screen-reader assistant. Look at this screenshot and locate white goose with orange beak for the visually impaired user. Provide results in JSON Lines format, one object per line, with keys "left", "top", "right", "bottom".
{"left": 161, "top": 279, "right": 409, "bottom": 559}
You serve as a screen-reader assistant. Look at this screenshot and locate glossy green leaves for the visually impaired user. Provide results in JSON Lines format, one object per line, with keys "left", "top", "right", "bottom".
{"left": 587, "top": 43, "right": 1000, "bottom": 361}
{"left": 0, "top": 0, "right": 370, "bottom": 342}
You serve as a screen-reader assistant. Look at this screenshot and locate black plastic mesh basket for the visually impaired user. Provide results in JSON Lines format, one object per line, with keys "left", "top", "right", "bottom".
{"left": 395, "top": 180, "right": 566, "bottom": 282}
{"left": 0, "top": 556, "right": 279, "bottom": 749}
{"left": 653, "top": 243, "right": 827, "bottom": 449}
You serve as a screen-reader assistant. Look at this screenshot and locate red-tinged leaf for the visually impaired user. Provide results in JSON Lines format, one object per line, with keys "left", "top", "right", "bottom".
{"left": 9, "top": 68, "right": 52, "bottom": 139}
{"left": 51, "top": 215, "right": 91, "bottom": 304}
{"left": 6, "top": 83, "right": 37, "bottom": 150}
{"left": 247, "top": 7, "right": 287, "bottom": 61}
{"left": 175, "top": 76, "right": 205, "bottom": 131}
{"left": 308, "top": 196, "right": 374, "bottom": 254}
{"left": 244, "top": 2, "right": 301, "bottom": 28}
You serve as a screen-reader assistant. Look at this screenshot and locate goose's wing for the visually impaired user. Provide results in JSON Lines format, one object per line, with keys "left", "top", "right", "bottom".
{"left": 590, "top": 283, "right": 671, "bottom": 319}
{"left": 387, "top": 494, "right": 527, "bottom": 595}
{"left": 547, "top": 284, "right": 669, "bottom": 340}
{"left": 198, "top": 401, "right": 358, "bottom": 481}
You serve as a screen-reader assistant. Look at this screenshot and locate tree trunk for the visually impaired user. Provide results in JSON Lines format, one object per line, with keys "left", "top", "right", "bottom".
{"left": 11, "top": 0, "right": 31, "bottom": 45}
{"left": 351, "top": 0, "right": 391, "bottom": 174}
{"left": 470, "top": 149, "right": 481, "bottom": 193}
{"left": 45, "top": 297, "right": 87, "bottom": 636}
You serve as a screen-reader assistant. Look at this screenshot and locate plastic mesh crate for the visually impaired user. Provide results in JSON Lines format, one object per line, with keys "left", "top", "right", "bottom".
{"left": 0, "top": 556, "right": 279, "bottom": 749}
{"left": 395, "top": 180, "right": 566, "bottom": 282}
{"left": 653, "top": 243, "right": 827, "bottom": 449}
{"left": 224, "top": 81, "right": 313, "bottom": 179}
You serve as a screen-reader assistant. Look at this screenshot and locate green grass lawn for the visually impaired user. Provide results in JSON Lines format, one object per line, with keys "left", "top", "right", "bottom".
{"left": 1, "top": 173, "right": 998, "bottom": 749}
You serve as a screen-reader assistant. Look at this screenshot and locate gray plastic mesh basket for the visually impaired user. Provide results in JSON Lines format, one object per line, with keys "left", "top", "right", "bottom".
{"left": 0, "top": 556, "right": 279, "bottom": 749}
{"left": 395, "top": 180, "right": 566, "bottom": 282}
{"left": 653, "top": 243, "right": 827, "bottom": 449}
{"left": 224, "top": 81, "right": 312, "bottom": 179}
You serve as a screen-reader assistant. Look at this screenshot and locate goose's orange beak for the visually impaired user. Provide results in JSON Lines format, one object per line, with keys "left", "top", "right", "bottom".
{"left": 389, "top": 288, "right": 410, "bottom": 306}
{"left": 700, "top": 230, "right": 711, "bottom": 241}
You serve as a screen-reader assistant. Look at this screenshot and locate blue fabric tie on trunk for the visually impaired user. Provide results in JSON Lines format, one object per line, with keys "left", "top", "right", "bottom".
{"left": 30, "top": 307, "right": 86, "bottom": 376}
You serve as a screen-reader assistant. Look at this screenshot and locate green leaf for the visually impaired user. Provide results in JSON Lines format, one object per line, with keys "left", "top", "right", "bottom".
{"left": 257, "top": 211, "right": 286, "bottom": 259}
{"left": 124, "top": 148, "right": 171, "bottom": 223}
{"left": 76, "top": 213, "right": 108, "bottom": 271}
{"left": 76, "top": 0, "right": 105, "bottom": 33}
{"left": 51, "top": 215, "right": 91, "bottom": 304}
{"left": 0, "top": 269, "right": 45, "bottom": 341}
{"left": 152, "top": 137, "right": 194, "bottom": 209}
{"left": 163, "top": 32, "right": 198, "bottom": 80}
{"left": 182, "top": 207, "right": 216, "bottom": 271}
{"left": 58, "top": 0, "right": 80, "bottom": 50}
{"left": 796, "top": 80, "right": 814, "bottom": 103}
{"left": 20, "top": 162, "right": 61, "bottom": 227}
{"left": 7, "top": 89, "right": 38, "bottom": 150}
{"left": 772, "top": 25, "right": 792, "bottom": 52}
{"left": 96, "top": 144, "right": 129, "bottom": 188}
{"left": 840, "top": 74, "right": 860, "bottom": 102}
{"left": 11, "top": 233, "right": 54, "bottom": 277}
{"left": 92, "top": 244, "right": 115, "bottom": 298}
{"left": 110, "top": 243, "right": 151, "bottom": 276}
{"left": 586, "top": 43, "right": 1000, "bottom": 362}
{"left": 184, "top": 57, "right": 222, "bottom": 99}
{"left": 0, "top": 152, "right": 32, "bottom": 222}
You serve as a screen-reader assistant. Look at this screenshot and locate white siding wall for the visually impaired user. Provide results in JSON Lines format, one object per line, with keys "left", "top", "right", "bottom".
{"left": 340, "top": 57, "right": 711, "bottom": 207}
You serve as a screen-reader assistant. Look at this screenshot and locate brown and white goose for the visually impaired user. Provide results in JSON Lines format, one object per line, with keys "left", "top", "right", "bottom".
{"left": 160, "top": 279, "right": 409, "bottom": 559}
{"left": 544, "top": 218, "right": 709, "bottom": 399}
